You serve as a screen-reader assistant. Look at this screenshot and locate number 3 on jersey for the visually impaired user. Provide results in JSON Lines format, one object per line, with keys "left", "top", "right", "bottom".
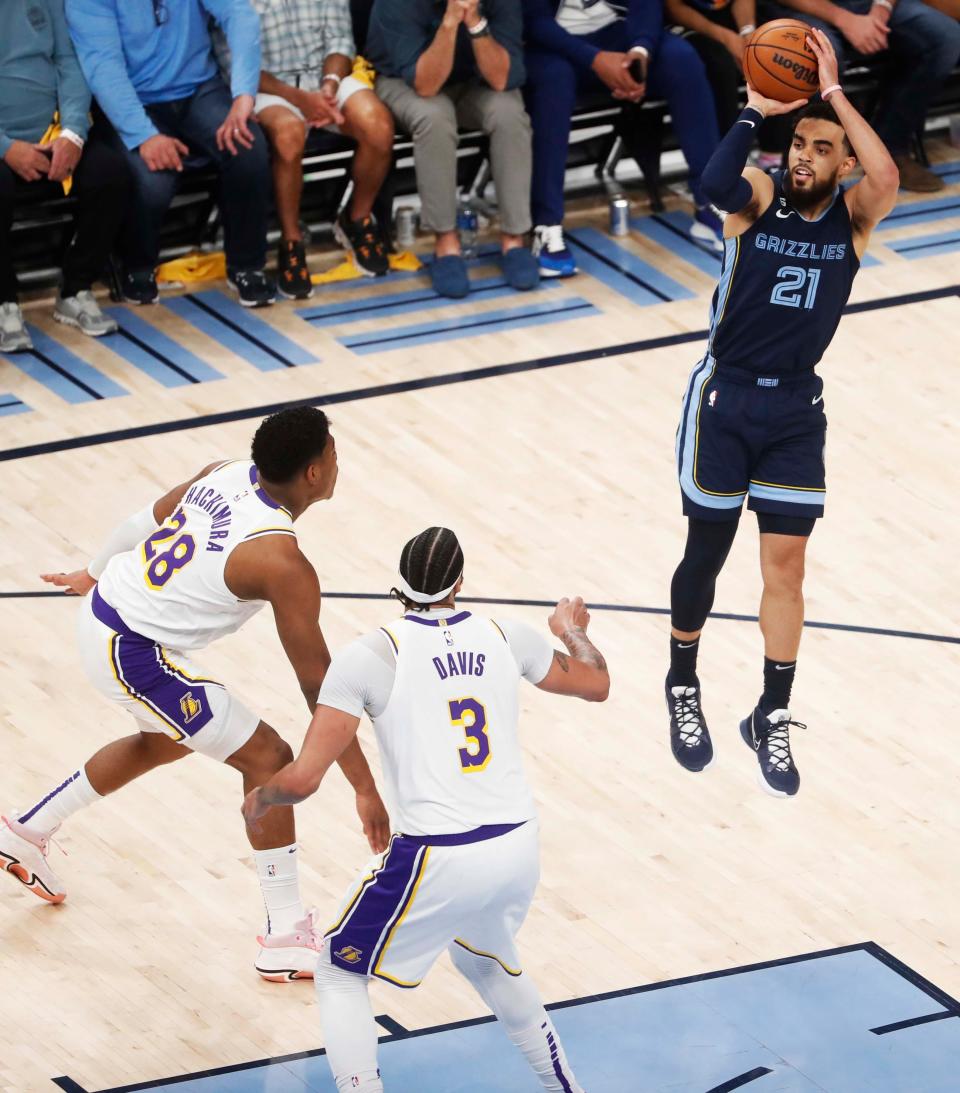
{"left": 770, "top": 265, "right": 820, "bottom": 309}
{"left": 142, "top": 509, "right": 196, "bottom": 590}
{"left": 449, "top": 698, "right": 491, "bottom": 773}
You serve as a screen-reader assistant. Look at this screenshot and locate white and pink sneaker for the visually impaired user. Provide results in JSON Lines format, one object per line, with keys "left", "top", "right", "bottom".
{"left": 255, "top": 907, "right": 323, "bottom": 982}
{"left": 0, "top": 815, "right": 66, "bottom": 904}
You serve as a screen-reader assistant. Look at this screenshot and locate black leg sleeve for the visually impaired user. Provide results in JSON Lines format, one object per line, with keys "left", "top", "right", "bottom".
{"left": 670, "top": 516, "right": 740, "bottom": 632}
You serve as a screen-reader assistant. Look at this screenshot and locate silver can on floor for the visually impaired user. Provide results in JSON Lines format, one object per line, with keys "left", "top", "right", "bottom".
{"left": 394, "top": 206, "right": 417, "bottom": 250}
{"left": 609, "top": 195, "right": 630, "bottom": 237}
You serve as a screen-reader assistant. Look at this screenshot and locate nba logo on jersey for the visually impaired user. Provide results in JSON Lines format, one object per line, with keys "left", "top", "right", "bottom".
{"left": 709, "top": 390, "right": 718, "bottom": 408}
{"left": 179, "top": 692, "right": 202, "bottom": 723}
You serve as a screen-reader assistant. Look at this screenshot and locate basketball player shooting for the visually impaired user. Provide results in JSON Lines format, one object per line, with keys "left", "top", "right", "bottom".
{"left": 0, "top": 408, "right": 390, "bottom": 982}
{"left": 665, "top": 30, "right": 899, "bottom": 795}
{"left": 242, "top": 527, "right": 610, "bottom": 1093}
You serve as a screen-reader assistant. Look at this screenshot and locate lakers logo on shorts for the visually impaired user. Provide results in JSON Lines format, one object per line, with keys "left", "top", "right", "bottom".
{"left": 335, "top": 945, "right": 364, "bottom": 965}
{"left": 180, "top": 692, "right": 203, "bottom": 724}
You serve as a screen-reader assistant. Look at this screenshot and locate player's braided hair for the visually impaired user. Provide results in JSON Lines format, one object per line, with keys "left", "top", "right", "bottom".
{"left": 391, "top": 527, "right": 464, "bottom": 612}
{"left": 251, "top": 406, "right": 330, "bottom": 483}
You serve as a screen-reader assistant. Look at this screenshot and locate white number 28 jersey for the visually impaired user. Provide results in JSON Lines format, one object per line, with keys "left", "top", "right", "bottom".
{"left": 97, "top": 460, "right": 296, "bottom": 652}
{"left": 319, "top": 610, "right": 554, "bottom": 836}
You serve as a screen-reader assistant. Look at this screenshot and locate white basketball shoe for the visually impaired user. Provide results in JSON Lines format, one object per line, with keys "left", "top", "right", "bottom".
{"left": 255, "top": 907, "right": 324, "bottom": 982}
{"left": 0, "top": 815, "right": 66, "bottom": 904}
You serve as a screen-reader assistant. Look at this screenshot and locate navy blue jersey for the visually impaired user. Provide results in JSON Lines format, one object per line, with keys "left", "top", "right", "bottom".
{"left": 708, "top": 172, "right": 859, "bottom": 375}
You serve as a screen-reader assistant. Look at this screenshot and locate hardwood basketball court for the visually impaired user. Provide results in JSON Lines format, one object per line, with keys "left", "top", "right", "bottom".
{"left": 1, "top": 149, "right": 959, "bottom": 1092}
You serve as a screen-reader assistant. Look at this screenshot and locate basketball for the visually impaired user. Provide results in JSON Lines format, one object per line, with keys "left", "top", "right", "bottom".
{"left": 743, "top": 19, "right": 820, "bottom": 102}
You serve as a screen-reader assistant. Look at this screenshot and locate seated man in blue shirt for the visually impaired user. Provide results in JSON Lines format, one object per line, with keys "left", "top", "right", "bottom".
{"left": 1, "top": 0, "right": 129, "bottom": 351}
{"left": 366, "top": 0, "right": 540, "bottom": 299}
{"left": 65, "top": 0, "right": 275, "bottom": 307}
{"left": 523, "top": 0, "right": 723, "bottom": 277}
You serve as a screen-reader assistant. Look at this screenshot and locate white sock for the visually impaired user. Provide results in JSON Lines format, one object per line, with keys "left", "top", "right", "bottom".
{"left": 253, "top": 842, "right": 305, "bottom": 935}
{"left": 18, "top": 768, "right": 102, "bottom": 837}
{"left": 450, "top": 943, "right": 584, "bottom": 1093}
{"left": 315, "top": 954, "right": 384, "bottom": 1092}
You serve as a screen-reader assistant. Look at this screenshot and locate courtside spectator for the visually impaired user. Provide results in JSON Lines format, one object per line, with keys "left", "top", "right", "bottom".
{"left": 664, "top": 0, "right": 754, "bottom": 134}
{"left": 65, "top": 0, "right": 277, "bottom": 307}
{"left": 245, "top": 0, "right": 395, "bottom": 293}
{"left": 522, "top": 0, "right": 723, "bottom": 278}
{"left": 365, "top": 0, "right": 539, "bottom": 299}
{"left": 760, "top": 0, "right": 960, "bottom": 190}
{"left": 1, "top": 0, "right": 128, "bottom": 351}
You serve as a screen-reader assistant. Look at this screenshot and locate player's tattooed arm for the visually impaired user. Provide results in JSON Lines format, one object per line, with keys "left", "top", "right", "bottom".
{"left": 558, "top": 626, "right": 608, "bottom": 673}
{"left": 535, "top": 597, "right": 610, "bottom": 702}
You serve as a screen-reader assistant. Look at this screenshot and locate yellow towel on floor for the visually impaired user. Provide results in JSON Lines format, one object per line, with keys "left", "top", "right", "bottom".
{"left": 156, "top": 251, "right": 227, "bottom": 284}
{"left": 311, "top": 250, "right": 422, "bottom": 285}
{"left": 38, "top": 115, "right": 72, "bottom": 196}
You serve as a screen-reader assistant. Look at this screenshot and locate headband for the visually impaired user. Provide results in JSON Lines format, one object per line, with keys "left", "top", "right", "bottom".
{"left": 396, "top": 571, "right": 461, "bottom": 605}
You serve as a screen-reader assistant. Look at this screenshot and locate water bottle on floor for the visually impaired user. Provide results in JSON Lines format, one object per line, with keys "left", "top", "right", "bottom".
{"left": 457, "top": 199, "right": 479, "bottom": 260}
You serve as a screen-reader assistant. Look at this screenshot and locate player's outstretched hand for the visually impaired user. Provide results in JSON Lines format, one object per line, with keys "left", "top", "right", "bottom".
{"left": 40, "top": 568, "right": 96, "bottom": 596}
{"left": 549, "top": 596, "right": 591, "bottom": 638}
{"left": 241, "top": 787, "right": 269, "bottom": 832}
{"left": 356, "top": 788, "right": 390, "bottom": 854}
{"left": 745, "top": 83, "right": 808, "bottom": 118}
{"left": 806, "top": 28, "right": 840, "bottom": 93}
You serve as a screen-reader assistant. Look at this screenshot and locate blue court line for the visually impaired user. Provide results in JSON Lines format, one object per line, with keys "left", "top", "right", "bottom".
{"left": 1, "top": 283, "right": 956, "bottom": 463}
{"left": 879, "top": 195, "right": 960, "bottom": 230}
{"left": 0, "top": 395, "right": 30, "bottom": 417}
{"left": 630, "top": 211, "right": 722, "bottom": 277}
{"left": 164, "top": 292, "right": 317, "bottom": 371}
{"left": 57, "top": 942, "right": 960, "bottom": 1093}
{"left": 338, "top": 297, "right": 598, "bottom": 354}
{"left": 932, "top": 160, "right": 960, "bottom": 183}
{"left": 299, "top": 276, "right": 558, "bottom": 327}
{"left": 103, "top": 309, "right": 222, "bottom": 387}
{"left": 885, "top": 229, "right": 960, "bottom": 260}
{"left": 9, "top": 588, "right": 959, "bottom": 646}
{"left": 567, "top": 227, "right": 694, "bottom": 304}
{"left": 2, "top": 327, "right": 126, "bottom": 403}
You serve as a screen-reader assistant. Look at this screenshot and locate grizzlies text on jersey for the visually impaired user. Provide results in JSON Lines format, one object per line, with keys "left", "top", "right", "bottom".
{"left": 708, "top": 171, "right": 859, "bottom": 376}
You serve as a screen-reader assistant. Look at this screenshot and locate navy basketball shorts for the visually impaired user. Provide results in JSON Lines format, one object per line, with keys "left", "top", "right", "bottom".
{"left": 676, "top": 356, "right": 827, "bottom": 522}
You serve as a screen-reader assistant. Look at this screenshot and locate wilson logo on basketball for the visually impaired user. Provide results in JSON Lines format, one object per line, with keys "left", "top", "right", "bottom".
{"left": 772, "top": 53, "right": 818, "bottom": 87}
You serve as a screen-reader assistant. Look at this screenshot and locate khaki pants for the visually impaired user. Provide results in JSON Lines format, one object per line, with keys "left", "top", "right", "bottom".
{"left": 375, "top": 76, "right": 532, "bottom": 235}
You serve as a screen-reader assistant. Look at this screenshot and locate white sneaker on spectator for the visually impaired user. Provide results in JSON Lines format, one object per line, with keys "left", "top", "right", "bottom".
{"left": 691, "top": 205, "right": 724, "bottom": 252}
{"left": 0, "top": 302, "right": 33, "bottom": 353}
{"left": 54, "top": 290, "right": 118, "bottom": 337}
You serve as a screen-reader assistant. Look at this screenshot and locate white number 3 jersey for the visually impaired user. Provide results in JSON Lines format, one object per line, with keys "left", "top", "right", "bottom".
{"left": 97, "top": 460, "right": 296, "bottom": 652}
{"left": 322, "top": 611, "right": 552, "bottom": 836}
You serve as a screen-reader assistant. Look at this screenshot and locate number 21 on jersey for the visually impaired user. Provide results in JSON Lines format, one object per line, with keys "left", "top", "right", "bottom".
{"left": 770, "top": 265, "right": 820, "bottom": 309}
{"left": 449, "top": 698, "right": 491, "bottom": 773}
{"left": 141, "top": 509, "right": 196, "bottom": 590}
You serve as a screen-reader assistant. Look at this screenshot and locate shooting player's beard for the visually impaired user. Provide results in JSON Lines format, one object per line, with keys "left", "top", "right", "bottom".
{"left": 783, "top": 166, "right": 839, "bottom": 211}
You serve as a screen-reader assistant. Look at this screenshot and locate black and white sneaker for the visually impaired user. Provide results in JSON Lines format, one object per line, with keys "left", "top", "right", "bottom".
{"left": 740, "top": 707, "right": 805, "bottom": 797}
{"left": 227, "top": 268, "right": 277, "bottom": 308}
{"left": 333, "top": 210, "right": 389, "bottom": 277}
{"left": 665, "top": 677, "right": 714, "bottom": 772}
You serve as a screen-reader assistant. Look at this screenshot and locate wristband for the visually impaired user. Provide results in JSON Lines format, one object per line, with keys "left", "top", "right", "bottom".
{"left": 60, "top": 129, "right": 86, "bottom": 150}
{"left": 322, "top": 73, "right": 342, "bottom": 86}
{"left": 467, "top": 16, "right": 490, "bottom": 37}
{"left": 739, "top": 23, "right": 756, "bottom": 36}
{"left": 873, "top": 0, "right": 894, "bottom": 10}
{"left": 742, "top": 104, "right": 765, "bottom": 122}
{"left": 629, "top": 45, "right": 649, "bottom": 57}
{"left": 821, "top": 84, "right": 842, "bottom": 100}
